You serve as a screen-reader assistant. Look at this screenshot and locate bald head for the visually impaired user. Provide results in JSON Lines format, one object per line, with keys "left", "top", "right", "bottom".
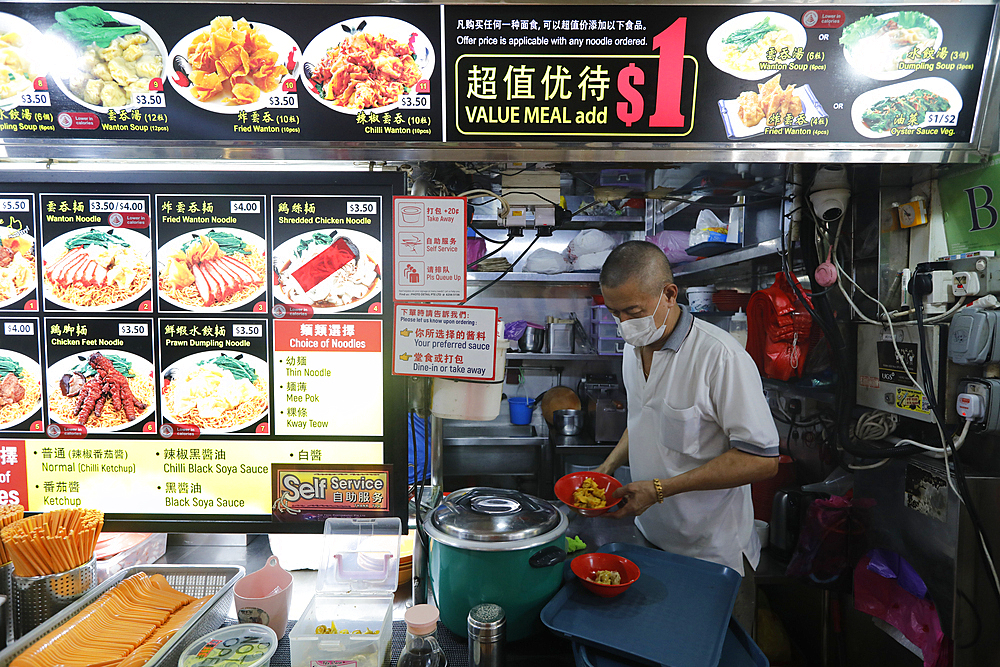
{"left": 600, "top": 240, "right": 673, "bottom": 294}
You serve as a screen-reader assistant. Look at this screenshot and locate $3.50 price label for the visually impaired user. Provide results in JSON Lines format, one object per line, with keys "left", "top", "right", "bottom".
{"left": 455, "top": 18, "right": 696, "bottom": 137}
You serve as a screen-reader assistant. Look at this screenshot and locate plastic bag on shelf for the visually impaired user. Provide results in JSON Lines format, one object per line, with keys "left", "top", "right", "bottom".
{"left": 573, "top": 249, "right": 612, "bottom": 271}
{"left": 524, "top": 248, "right": 571, "bottom": 274}
{"left": 688, "top": 209, "right": 729, "bottom": 247}
{"left": 646, "top": 230, "right": 695, "bottom": 265}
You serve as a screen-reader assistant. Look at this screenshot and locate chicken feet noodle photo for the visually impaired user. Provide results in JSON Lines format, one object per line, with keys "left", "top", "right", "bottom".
{"left": 48, "top": 351, "right": 154, "bottom": 431}
{"left": 161, "top": 351, "right": 268, "bottom": 432}
{"left": 273, "top": 229, "right": 381, "bottom": 311}
{"left": 158, "top": 229, "right": 265, "bottom": 311}
{"left": 302, "top": 16, "right": 434, "bottom": 113}
{"left": 49, "top": 7, "right": 166, "bottom": 112}
{"left": 0, "top": 352, "right": 41, "bottom": 430}
{"left": 0, "top": 228, "right": 36, "bottom": 307}
{"left": 43, "top": 227, "right": 150, "bottom": 310}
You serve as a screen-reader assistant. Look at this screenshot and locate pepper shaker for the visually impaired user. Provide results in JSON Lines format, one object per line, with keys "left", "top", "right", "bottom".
{"left": 468, "top": 603, "right": 505, "bottom": 667}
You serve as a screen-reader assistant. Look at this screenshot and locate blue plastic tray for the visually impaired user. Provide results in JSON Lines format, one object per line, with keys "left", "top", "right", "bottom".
{"left": 571, "top": 618, "right": 768, "bottom": 667}
{"left": 541, "top": 543, "right": 742, "bottom": 667}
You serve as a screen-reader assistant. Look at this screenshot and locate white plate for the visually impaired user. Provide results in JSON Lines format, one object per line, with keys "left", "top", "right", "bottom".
{"left": 842, "top": 12, "right": 943, "bottom": 82}
{"left": 0, "top": 349, "right": 41, "bottom": 429}
{"left": 718, "top": 83, "right": 828, "bottom": 140}
{"left": 707, "top": 12, "right": 807, "bottom": 81}
{"left": 272, "top": 228, "right": 382, "bottom": 312}
{"left": 0, "top": 12, "right": 46, "bottom": 111}
{"left": 49, "top": 10, "right": 169, "bottom": 114}
{"left": 850, "top": 77, "right": 962, "bottom": 139}
{"left": 47, "top": 349, "right": 154, "bottom": 432}
{"left": 301, "top": 15, "right": 435, "bottom": 114}
{"left": 167, "top": 20, "right": 299, "bottom": 115}
{"left": 0, "top": 226, "right": 35, "bottom": 308}
{"left": 160, "top": 349, "right": 269, "bottom": 433}
{"left": 42, "top": 226, "right": 151, "bottom": 311}
{"left": 157, "top": 227, "right": 266, "bottom": 312}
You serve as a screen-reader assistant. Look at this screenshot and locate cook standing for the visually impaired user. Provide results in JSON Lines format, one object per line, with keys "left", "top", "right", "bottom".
{"left": 594, "top": 241, "right": 779, "bottom": 583}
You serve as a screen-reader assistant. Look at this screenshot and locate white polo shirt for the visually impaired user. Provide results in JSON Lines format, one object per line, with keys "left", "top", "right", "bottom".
{"left": 623, "top": 305, "right": 779, "bottom": 575}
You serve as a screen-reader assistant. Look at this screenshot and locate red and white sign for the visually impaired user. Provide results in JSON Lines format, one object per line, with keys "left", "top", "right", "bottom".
{"left": 393, "top": 196, "right": 467, "bottom": 303}
{"left": 393, "top": 304, "right": 498, "bottom": 380}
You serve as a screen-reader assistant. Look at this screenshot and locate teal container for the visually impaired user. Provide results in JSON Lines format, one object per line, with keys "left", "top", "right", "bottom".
{"left": 423, "top": 488, "right": 568, "bottom": 642}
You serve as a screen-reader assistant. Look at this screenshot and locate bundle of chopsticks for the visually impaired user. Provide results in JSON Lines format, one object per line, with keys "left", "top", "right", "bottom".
{"left": 0, "top": 504, "right": 24, "bottom": 566}
{"left": 1, "top": 508, "right": 104, "bottom": 577}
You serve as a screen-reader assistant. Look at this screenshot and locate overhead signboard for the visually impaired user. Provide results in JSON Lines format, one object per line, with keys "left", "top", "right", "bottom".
{"left": 393, "top": 196, "right": 467, "bottom": 303}
{"left": 0, "top": 3, "right": 993, "bottom": 150}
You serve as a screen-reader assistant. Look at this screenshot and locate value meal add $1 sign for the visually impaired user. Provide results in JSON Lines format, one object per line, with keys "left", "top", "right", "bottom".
{"left": 393, "top": 305, "right": 499, "bottom": 380}
{"left": 393, "top": 197, "right": 467, "bottom": 302}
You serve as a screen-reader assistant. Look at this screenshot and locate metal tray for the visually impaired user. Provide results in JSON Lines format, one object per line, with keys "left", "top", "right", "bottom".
{"left": 571, "top": 618, "right": 768, "bottom": 667}
{"left": 541, "top": 543, "right": 741, "bottom": 667}
{"left": 0, "top": 564, "right": 244, "bottom": 667}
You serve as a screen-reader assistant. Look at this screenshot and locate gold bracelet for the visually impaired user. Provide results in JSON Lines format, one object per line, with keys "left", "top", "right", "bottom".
{"left": 653, "top": 478, "right": 664, "bottom": 504}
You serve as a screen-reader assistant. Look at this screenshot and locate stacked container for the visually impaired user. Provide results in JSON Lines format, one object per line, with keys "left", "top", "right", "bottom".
{"left": 289, "top": 518, "right": 401, "bottom": 667}
{"left": 590, "top": 306, "right": 624, "bottom": 355}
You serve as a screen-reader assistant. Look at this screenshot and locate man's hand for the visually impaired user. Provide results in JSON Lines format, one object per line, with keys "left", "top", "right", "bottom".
{"left": 604, "top": 480, "right": 659, "bottom": 519}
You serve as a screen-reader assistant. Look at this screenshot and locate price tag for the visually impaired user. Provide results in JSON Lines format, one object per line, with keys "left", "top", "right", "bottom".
{"left": 267, "top": 93, "right": 298, "bottom": 108}
{"left": 0, "top": 198, "right": 29, "bottom": 212}
{"left": 924, "top": 112, "right": 959, "bottom": 126}
{"left": 399, "top": 94, "right": 430, "bottom": 110}
{"left": 90, "top": 199, "right": 146, "bottom": 213}
{"left": 4, "top": 322, "right": 34, "bottom": 335}
{"left": 18, "top": 91, "right": 49, "bottom": 106}
{"left": 233, "top": 324, "right": 263, "bottom": 337}
{"left": 347, "top": 201, "right": 377, "bottom": 215}
{"left": 231, "top": 200, "right": 261, "bottom": 214}
{"left": 131, "top": 92, "right": 165, "bottom": 107}
{"left": 119, "top": 322, "right": 149, "bottom": 336}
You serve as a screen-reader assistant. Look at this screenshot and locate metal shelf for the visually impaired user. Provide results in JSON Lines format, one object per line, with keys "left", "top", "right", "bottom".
{"left": 507, "top": 353, "right": 620, "bottom": 361}
{"left": 467, "top": 271, "right": 600, "bottom": 283}
{"left": 673, "top": 238, "right": 781, "bottom": 279}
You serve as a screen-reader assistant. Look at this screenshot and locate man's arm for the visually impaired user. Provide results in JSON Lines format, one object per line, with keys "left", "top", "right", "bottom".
{"left": 605, "top": 449, "right": 777, "bottom": 519}
{"left": 594, "top": 428, "right": 629, "bottom": 476}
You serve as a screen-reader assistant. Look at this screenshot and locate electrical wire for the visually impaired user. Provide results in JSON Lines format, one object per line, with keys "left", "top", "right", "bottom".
{"left": 461, "top": 232, "right": 542, "bottom": 305}
{"left": 458, "top": 189, "right": 511, "bottom": 219}
{"left": 469, "top": 226, "right": 507, "bottom": 243}
{"left": 468, "top": 234, "right": 514, "bottom": 269}
{"left": 501, "top": 190, "right": 561, "bottom": 207}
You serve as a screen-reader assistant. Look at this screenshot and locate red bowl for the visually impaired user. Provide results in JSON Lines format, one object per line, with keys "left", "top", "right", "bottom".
{"left": 571, "top": 553, "right": 641, "bottom": 598}
{"left": 553, "top": 472, "right": 623, "bottom": 517}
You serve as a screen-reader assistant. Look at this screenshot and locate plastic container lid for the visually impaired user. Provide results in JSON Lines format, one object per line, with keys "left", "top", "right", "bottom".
{"left": 316, "top": 517, "right": 401, "bottom": 596}
{"left": 404, "top": 604, "right": 440, "bottom": 635}
{"left": 179, "top": 624, "right": 277, "bottom": 667}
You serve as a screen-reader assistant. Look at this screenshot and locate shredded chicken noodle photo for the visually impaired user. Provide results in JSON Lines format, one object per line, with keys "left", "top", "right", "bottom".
{"left": 273, "top": 228, "right": 382, "bottom": 311}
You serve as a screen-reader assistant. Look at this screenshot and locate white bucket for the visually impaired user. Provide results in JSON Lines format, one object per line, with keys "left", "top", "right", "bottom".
{"left": 687, "top": 285, "right": 716, "bottom": 313}
{"left": 431, "top": 338, "right": 509, "bottom": 421}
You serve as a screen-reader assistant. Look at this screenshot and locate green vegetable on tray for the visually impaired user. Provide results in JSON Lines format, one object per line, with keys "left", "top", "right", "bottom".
{"left": 73, "top": 353, "right": 134, "bottom": 378}
{"left": 181, "top": 230, "right": 251, "bottom": 256}
{"left": 0, "top": 357, "right": 24, "bottom": 377}
{"left": 722, "top": 16, "right": 780, "bottom": 53}
{"left": 64, "top": 228, "right": 129, "bottom": 251}
{"left": 51, "top": 6, "right": 142, "bottom": 49}
{"left": 840, "top": 11, "right": 938, "bottom": 50}
{"left": 197, "top": 355, "right": 258, "bottom": 383}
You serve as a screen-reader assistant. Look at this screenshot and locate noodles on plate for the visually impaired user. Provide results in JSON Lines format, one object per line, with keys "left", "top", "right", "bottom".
{"left": 49, "top": 372, "right": 154, "bottom": 429}
{"left": 163, "top": 377, "right": 267, "bottom": 430}
{"left": 0, "top": 372, "right": 40, "bottom": 427}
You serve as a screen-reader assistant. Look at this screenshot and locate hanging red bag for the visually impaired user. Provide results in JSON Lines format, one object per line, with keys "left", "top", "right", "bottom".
{"left": 747, "top": 272, "right": 816, "bottom": 381}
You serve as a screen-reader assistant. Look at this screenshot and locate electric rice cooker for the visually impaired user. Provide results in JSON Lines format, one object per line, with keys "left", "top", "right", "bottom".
{"left": 423, "top": 487, "right": 568, "bottom": 641}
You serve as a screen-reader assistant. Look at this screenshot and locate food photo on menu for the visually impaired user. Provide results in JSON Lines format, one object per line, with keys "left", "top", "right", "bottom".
{"left": 272, "top": 228, "right": 381, "bottom": 312}
{"left": 301, "top": 15, "right": 434, "bottom": 113}
{"left": 707, "top": 11, "right": 807, "bottom": 80}
{"left": 47, "top": 5, "right": 166, "bottom": 111}
{"left": 167, "top": 15, "right": 297, "bottom": 112}
{"left": 851, "top": 76, "right": 962, "bottom": 139}
{"left": 47, "top": 349, "right": 155, "bottom": 432}
{"left": 0, "top": 347, "right": 42, "bottom": 432}
{"left": 0, "top": 226, "right": 36, "bottom": 307}
{"left": 0, "top": 11, "right": 45, "bottom": 108}
{"left": 158, "top": 229, "right": 266, "bottom": 311}
{"left": 718, "top": 73, "right": 828, "bottom": 140}
{"left": 160, "top": 350, "right": 269, "bottom": 434}
{"left": 840, "top": 10, "right": 942, "bottom": 81}
{"left": 41, "top": 226, "right": 151, "bottom": 311}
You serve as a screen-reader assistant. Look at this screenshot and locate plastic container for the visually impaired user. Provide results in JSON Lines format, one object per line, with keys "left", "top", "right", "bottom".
{"left": 398, "top": 605, "right": 447, "bottom": 667}
{"left": 289, "top": 518, "right": 401, "bottom": 667}
{"left": 431, "top": 324, "right": 508, "bottom": 421}
{"left": 728, "top": 310, "right": 748, "bottom": 348}
{"left": 179, "top": 624, "right": 277, "bottom": 667}
{"left": 597, "top": 339, "right": 625, "bottom": 355}
{"left": 688, "top": 286, "right": 716, "bottom": 313}
{"left": 594, "top": 322, "right": 619, "bottom": 338}
{"left": 591, "top": 306, "right": 616, "bottom": 324}
{"left": 96, "top": 533, "right": 167, "bottom": 583}
{"left": 507, "top": 396, "right": 536, "bottom": 425}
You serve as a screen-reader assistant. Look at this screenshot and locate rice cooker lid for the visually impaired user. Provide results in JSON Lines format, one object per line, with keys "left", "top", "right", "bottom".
{"left": 430, "top": 488, "right": 561, "bottom": 543}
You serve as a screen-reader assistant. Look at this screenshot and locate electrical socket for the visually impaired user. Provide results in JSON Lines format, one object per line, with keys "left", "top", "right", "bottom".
{"left": 957, "top": 378, "right": 1000, "bottom": 432}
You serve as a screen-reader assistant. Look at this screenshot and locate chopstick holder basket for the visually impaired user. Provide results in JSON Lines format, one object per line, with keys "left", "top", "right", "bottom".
{"left": 0, "top": 562, "right": 10, "bottom": 648}
{"left": 12, "top": 557, "right": 95, "bottom": 639}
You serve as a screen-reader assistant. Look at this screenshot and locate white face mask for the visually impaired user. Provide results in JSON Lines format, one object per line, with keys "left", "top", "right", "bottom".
{"left": 614, "top": 292, "right": 669, "bottom": 347}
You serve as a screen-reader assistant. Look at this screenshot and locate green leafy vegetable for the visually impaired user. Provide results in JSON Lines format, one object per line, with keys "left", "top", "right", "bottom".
{"left": 73, "top": 353, "right": 135, "bottom": 378}
{"left": 0, "top": 356, "right": 24, "bottom": 377}
{"left": 722, "top": 17, "right": 779, "bottom": 53}
{"left": 51, "top": 6, "right": 141, "bottom": 49}
{"left": 198, "top": 355, "right": 257, "bottom": 383}
{"left": 64, "top": 228, "right": 129, "bottom": 251}
{"left": 841, "top": 11, "right": 938, "bottom": 49}
{"left": 182, "top": 231, "right": 251, "bottom": 256}
{"left": 293, "top": 232, "right": 335, "bottom": 259}
{"left": 862, "top": 89, "right": 950, "bottom": 134}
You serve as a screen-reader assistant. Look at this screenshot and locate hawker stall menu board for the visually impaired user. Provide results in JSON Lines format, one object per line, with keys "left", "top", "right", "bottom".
{"left": 0, "top": 173, "right": 405, "bottom": 531}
